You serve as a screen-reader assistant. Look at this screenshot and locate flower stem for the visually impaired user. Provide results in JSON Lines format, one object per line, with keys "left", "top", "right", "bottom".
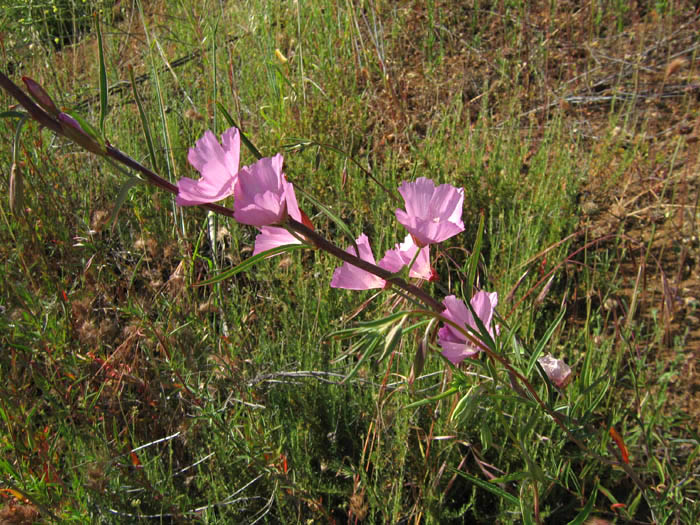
{"left": 286, "top": 217, "right": 443, "bottom": 311}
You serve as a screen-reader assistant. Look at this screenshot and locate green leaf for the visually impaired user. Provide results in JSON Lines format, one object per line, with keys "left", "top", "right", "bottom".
{"left": 404, "top": 386, "right": 459, "bottom": 410}
{"left": 64, "top": 110, "right": 105, "bottom": 149}
{"left": 567, "top": 484, "right": 597, "bottom": 525}
{"left": 129, "top": 66, "right": 158, "bottom": 171}
{"left": 450, "top": 469, "right": 519, "bottom": 506}
{"left": 376, "top": 322, "right": 403, "bottom": 364}
{"left": 527, "top": 307, "right": 566, "bottom": 375}
{"left": 489, "top": 471, "right": 531, "bottom": 485}
{"left": 195, "top": 244, "right": 307, "bottom": 286}
{"left": 520, "top": 481, "right": 536, "bottom": 525}
{"left": 467, "top": 212, "right": 485, "bottom": 290}
{"left": 451, "top": 386, "right": 478, "bottom": 422}
{"left": 0, "top": 110, "right": 27, "bottom": 120}
{"left": 109, "top": 176, "right": 142, "bottom": 230}
{"left": 11, "top": 114, "right": 29, "bottom": 164}
{"left": 96, "top": 14, "right": 109, "bottom": 134}
{"left": 355, "top": 311, "right": 410, "bottom": 331}
{"left": 296, "top": 189, "right": 358, "bottom": 247}
{"left": 341, "top": 334, "right": 380, "bottom": 384}
{"left": 216, "top": 102, "right": 263, "bottom": 160}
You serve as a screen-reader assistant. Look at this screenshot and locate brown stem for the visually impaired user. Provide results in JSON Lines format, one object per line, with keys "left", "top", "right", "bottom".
{"left": 286, "top": 217, "right": 443, "bottom": 311}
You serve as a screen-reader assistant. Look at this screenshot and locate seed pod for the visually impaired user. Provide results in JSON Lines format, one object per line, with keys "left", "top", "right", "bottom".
{"left": 9, "top": 162, "right": 24, "bottom": 215}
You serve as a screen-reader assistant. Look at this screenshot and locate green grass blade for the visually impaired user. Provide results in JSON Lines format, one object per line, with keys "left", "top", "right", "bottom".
{"left": 467, "top": 211, "right": 485, "bottom": 290}
{"left": 341, "top": 334, "right": 380, "bottom": 384}
{"left": 450, "top": 469, "right": 519, "bottom": 506}
{"left": 129, "top": 66, "right": 158, "bottom": 171}
{"left": 109, "top": 176, "right": 142, "bottom": 230}
{"left": 567, "top": 484, "right": 597, "bottom": 525}
{"left": 96, "top": 14, "right": 108, "bottom": 135}
{"left": 217, "top": 102, "right": 263, "bottom": 160}
{"left": 195, "top": 244, "right": 307, "bottom": 286}
{"left": 527, "top": 307, "right": 566, "bottom": 375}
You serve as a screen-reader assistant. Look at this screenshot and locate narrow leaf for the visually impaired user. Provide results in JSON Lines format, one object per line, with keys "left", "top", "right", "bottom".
{"left": 404, "top": 387, "right": 459, "bottom": 410}
{"left": 377, "top": 323, "right": 403, "bottom": 364}
{"left": 520, "top": 482, "right": 536, "bottom": 525}
{"left": 341, "top": 334, "right": 380, "bottom": 384}
{"left": 63, "top": 111, "right": 105, "bottom": 149}
{"left": 216, "top": 102, "right": 263, "bottom": 159}
{"left": 567, "top": 484, "right": 597, "bottom": 525}
{"left": 527, "top": 307, "right": 566, "bottom": 375}
{"left": 109, "top": 176, "right": 142, "bottom": 230}
{"left": 129, "top": 66, "right": 158, "bottom": 170}
{"left": 450, "top": 469, "right": 519, "bottom": 505}
{"left": 195, "top": 244, "right": 307, "bottom": 286}
{"left": 96, "top": 14, "right": 109, "bottom": 134}
{"left": 297, "top": 188, "right": 357, "bottom": 246}
{"left": 467, "top": 212, "right": 485, "bottom": 289}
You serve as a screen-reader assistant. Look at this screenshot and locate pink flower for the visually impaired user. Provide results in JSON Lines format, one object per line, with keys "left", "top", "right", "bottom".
{"left": 378, "top": 234, "right": 436, "bottom": 281}
{"left": 233, "top": 154, "right": 301, "bottom": 226}
{"left": 330, "top": 234, "right": 386, "bottom": 290}
{"left": 438, "top": 291, "right": 498, "bottom": 365}
{"left": 177, "top": 128, "right": 240, "bottom": 206}
{"left": 253, "top": 226, "right": 302, "bottom": 255}
{"left": 395, "top": 177, "right": 465, "bottom": 247}
{"left": 537, "top": 355, "right": 573, "bottom": 389}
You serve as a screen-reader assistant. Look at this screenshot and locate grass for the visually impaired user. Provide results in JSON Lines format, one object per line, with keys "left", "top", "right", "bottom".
{"left": 1, "top": 0, "right": 699, "bottom": 523}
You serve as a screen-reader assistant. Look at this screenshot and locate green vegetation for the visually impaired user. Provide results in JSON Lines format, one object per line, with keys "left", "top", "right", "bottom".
{"left": 1, "top": 1, "right": 698, "bottom": 523}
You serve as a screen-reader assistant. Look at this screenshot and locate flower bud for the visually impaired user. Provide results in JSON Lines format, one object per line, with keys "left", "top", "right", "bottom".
{"left": 22, "top": 76, "right": 59, "bottom": 116}
{"left": 537, "top": 354, "right": 572, "bottom": 389}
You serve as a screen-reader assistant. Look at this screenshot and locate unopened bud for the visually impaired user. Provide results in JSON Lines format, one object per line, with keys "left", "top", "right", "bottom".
{"left": 22, "top": 76, "right": 59, "bottom": 116}
{"left": 275, "top": 49, "right": 288, "bottom": 64}
{"left": 537, "top": 354, "right": 572, "bottom": 388}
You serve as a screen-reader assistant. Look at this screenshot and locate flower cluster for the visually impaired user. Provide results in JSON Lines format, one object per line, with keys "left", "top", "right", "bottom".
{"left": 177, "top": 127, "right": 500, "bottom": 366}
{"left": 176, "top": 128, "right": 303, "bottom": 255}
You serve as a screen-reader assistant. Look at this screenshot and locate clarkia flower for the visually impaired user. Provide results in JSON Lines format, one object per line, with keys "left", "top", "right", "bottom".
{"left": 176, "top": 127, "right": 240, "bottom": 206}
{"left": 330, "top": 234, "right": 386, "bottom": 290}
{"left": 537, "top": 354, "right": 573, "bottom": 389}
{"left": 378, "top": 234, "right": 436, "bottom": 281}
{"left": 395, "top": 177, "right": 465, "bottom": 247}
{"left": 438, "top": 291, "right": 498, "bottom": 365}
{"left": 233, "top": 154, "right": 301, "bottom": 227}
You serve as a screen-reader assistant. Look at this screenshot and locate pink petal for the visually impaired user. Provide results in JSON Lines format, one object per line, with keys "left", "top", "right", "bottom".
{"left": 378, "top": 234, "right": 433, "bottom": 280}
{"left": 330, "top": 234, "right": 386, "bottom": 290}
{"left": 440, "top": 339, "right": 480, "bottom": 365}
{"left": 234, "top": 154, "right": 294, "bottom": 226}
{"left": 177, "top": 128, "right": 240, "bottom": 206}
{"left": 253, "top": 226, "right": 302, "bottom": 255}
{"left": 438, "top": 292, "right": 498, "bottom": 365}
